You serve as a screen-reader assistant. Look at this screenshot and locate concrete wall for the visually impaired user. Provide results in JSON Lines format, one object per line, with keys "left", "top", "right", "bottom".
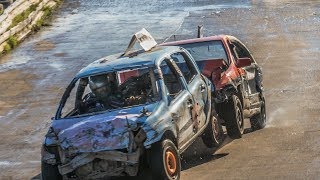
{"left": 0, "top": 0, "right": 58, "bottom": 53}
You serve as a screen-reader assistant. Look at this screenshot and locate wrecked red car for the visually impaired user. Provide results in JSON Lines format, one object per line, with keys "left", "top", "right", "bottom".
{"left": 162, "top": 35, "right": 266, "bottom": 138}
{"left": 41, "top": 30, "right": 223, "bottom": 180}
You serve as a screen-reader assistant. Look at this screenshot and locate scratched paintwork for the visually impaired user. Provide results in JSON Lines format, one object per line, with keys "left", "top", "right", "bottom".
{"left": 56, "top": 103, "right": 156, "bottom": 154}
{"left": 42, "top": 45, "right": 212, "bottom": 177}
{"left": 162, "top": 35, "right": 264, "bottom": 115}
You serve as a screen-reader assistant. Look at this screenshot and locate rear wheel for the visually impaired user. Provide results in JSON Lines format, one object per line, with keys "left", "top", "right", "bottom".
{"left": 41, "top": 161, "right": 62, "bottom": 180}
{"left": 202, "top": 104, "right": 224, "bottom": 148}
{"left": 250, "top": 95, "right": 266, "bottom": 130}
{"left": 225, "top": 95, "right": 244, "bottom": 139}
{"left": 150, "top": 139, "right": 181, "bottom": 180}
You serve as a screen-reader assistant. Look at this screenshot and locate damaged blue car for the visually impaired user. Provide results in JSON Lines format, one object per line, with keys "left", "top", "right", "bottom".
{"left": 41, "top": 30, "right": 223, "bottom": 180}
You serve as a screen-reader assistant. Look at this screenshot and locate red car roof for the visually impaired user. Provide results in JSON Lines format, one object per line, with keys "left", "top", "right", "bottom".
{"left": 161, "top": 35, "right": 227, "bottom": 46}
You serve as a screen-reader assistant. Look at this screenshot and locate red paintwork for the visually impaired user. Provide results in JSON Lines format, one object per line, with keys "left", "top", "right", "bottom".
{"left": 161, "top": 35, "right": 244, "bottom": 91}
{"left": 236, "top": 57, "right": 251, "bottom": 68}
{"left": 118, "top": 69, "right": 139, "bottom": 84}
{"left": 201, "top": 59, "right": 225, "bottom": 78}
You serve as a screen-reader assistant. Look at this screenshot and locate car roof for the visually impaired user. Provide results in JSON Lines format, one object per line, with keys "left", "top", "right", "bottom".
{"left": 161, "top": 34, "right": 230, "bottom": 46}
{"left": 75, "top": 46, "right": 180, "bottom": 78}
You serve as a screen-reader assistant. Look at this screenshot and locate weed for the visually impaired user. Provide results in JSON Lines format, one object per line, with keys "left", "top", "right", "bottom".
{"left": 8, "top": 3, "right": 39, "bottom": 29}
{"left": 7, "top": 35, "right": 18, "bottom": 49}
{"left": 3, "top": 44, "right": 11, "bottom": 53}
{"left": 43, "top": 6, "right": 53, "bottom": 17}
{"left": 32, "top": 6, "right": 54, "bottom": 31}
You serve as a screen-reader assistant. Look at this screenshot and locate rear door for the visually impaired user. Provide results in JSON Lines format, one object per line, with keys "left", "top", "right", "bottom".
{"left": 231, "top": 40, "right": 260, "bottom": 107}
{"left": 170, "top": 51, "right": 209, "bottom": 134}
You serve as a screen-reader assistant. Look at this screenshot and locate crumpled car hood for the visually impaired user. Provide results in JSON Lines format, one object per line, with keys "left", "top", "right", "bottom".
{"left": 51, "top": 103, "right": 158, "bottom": 154}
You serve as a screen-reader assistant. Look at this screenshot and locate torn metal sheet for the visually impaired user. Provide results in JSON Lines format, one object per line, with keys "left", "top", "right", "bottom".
{"left": 124, "top": 28, "right": 158, "bottom": 56}
{"left": 42, "top": 45, "right": 213, "bottom": 179}
{"left": 59, "top": 150, "right": 141, "bottom": 175}
{"left": 55, "top": 103, "right": 157, "bottom": 155}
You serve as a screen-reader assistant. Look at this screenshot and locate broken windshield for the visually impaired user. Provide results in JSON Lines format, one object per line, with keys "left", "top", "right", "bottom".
{"left": 180, "top": 40, "right": 228, "bottom": 63}
{"left": 58, "top": 67, "right": 159, "bottom": 118}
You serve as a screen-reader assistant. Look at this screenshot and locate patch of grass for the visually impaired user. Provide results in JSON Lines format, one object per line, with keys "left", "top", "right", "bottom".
{"left": 54, "top": 0, "right": 63, "bottom": 5}
{"left": 33, "top": 19, "right": 43, "bottom": 31}
{"left": 2, "top": 35, "right": 18, "bottom": 54}
{"left": 43, "top": 6, "right": 53, "bottom": 17}
{"left": 32, "top": 6, "right": 54, "bottom": 32}
{"left": 7, "top": 35, "right": 18, "bottom": 49}
{"left": 3, "top": 44, "right": 11, "bottom": 53}
{"left": 8, "top": 4, "right": 38, "bottom": 29}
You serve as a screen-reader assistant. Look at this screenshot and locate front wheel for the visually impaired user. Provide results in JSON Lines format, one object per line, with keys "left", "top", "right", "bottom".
{"left": 250, "top": 95, "right": 267, "bottom": 130}
{"left": 150, "top": 139, "right": 181, "bottom": 180}
{"left": 224, "top": 95, "right": 244, "bottom": 139}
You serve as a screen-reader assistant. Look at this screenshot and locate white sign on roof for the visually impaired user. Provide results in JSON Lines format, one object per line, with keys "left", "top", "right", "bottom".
{"left": 124, "top": 28, "right": 158, "bottom": 56}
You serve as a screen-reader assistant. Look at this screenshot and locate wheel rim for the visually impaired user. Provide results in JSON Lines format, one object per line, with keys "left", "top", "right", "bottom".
{"left": 260, "top": 100, "right": 266, "bottom": 124}
{"left": 165, "top": 150, "right": 177, "bottom": 176}
{"left": 212, "top": 117, "right": 219, "bottom": 137}
{"left": 236, "top": 106, "right": 244, "bottom": 132}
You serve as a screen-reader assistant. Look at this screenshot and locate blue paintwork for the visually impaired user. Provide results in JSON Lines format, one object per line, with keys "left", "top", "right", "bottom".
{"left": 75, "top": 46, "right": 181, "bottom": 79}
{"left": 51, "top": 102, "right": 159, "bottom": 154}
{"left": 45, "top": 46, "right": 183, "bottom": 152}
{"left": 44, "top": 45, "right": 212, "bottom": 161}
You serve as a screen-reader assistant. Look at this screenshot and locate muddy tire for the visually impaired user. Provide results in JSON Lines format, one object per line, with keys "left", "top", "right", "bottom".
{"left": 202, "top": 104, "right": 224, "bottom": 148}
{"left": 250, "top": 96, "right": 266, "bottom": 130}
{"left": 225, "top": 95, "right": 244, "bottom": 139}
{"left": 41, "top": 161, "right": 62, "bottom": 180}
{"left": 150, "top": 139, "right": 181, "bottom": 180}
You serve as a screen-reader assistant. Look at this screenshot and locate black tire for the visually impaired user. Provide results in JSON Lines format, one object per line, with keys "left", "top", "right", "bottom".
{"left": 225, "top": 95, "right": 244, "bottom": 139}
{"left": 202, "top": 104, "right": 224, "bottom": 148}
{"left": 41, "top": 161, "right": 62, "bottom": 180}
{"left": 150, "top": 139, "right": 181, "bottom": 180}
{"left": 250, "top": 96, "right": 266, "bottom": 130}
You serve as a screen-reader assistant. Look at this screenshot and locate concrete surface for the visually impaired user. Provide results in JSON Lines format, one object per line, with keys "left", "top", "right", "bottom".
{"left": 0, "top": 0, "right": 319, "bottom": 179}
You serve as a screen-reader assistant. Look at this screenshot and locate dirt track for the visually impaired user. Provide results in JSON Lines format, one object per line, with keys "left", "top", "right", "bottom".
{"left": 0, "top": 0, "right": 319, "bottom": 179}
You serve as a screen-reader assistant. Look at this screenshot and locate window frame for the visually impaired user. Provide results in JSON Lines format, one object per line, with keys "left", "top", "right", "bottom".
{"left": 230, "top": 40, "right": 254, "bottom": 62}
{"left": 56, "top": 68, "right": 160, "bottom": 119}
{"left": 158, "top": 58, "right": 187, "bottom": 99}
{"left": 170, "top": 51, "right": 199, "bottom": 84}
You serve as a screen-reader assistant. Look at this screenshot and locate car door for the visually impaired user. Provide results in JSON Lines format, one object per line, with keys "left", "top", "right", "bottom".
{"left": 159, "top": 58, "right": 195, "bottom": 147}
{"left": 231, "top": 40, "right": 260, "bottom": 107}
{"left": 170, "top": 51, "right": 209, "bottom": 134}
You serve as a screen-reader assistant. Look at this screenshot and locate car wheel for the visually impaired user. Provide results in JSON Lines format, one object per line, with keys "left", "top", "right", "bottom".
{"left": 202, "top": 104, "right": 224, "bottom": 148}
{"left": 41, "top": 161, "right": 62, "bottom": 180}
{"left": 151, "top": 139, "right": 181, "bottom": 180}
{"left": 225, "top": 95, "right": 244, "bottom": 139}
{"left": 250, "top": 95, "right": 266, "bottom": 130}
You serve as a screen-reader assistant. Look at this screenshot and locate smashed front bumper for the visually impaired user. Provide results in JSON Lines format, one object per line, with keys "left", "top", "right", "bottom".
{"left": 56, "top": 127, "right": 147, "bottom": 178}
{"left": 59, "top": 148, "right": 141, "bottom": 178}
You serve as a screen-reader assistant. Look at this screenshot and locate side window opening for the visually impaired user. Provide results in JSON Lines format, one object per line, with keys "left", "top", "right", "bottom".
{"left": 160, "top": 59, "right": 184, "bottom": 98}
{"left": 231, "top": 41, "right": 251, "bottom": 60}
{"left": 61, "top": 80, "right": 79, "bottom": 118}
{"left": 171, "top": 52, "right": 197, "bottom": 83}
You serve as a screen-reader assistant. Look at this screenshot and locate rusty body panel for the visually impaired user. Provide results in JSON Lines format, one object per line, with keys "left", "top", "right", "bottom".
{"left": 42, "top": 46, "right": 213, "bottom": 179}
{"left": 161, "top": 35, "right": 242, "bottom": 91}
{"left": 161, "top": 35, "right": 264, "bottom": 116}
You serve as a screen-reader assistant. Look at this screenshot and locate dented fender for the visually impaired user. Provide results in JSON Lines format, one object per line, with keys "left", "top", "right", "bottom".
{"left": 140, "top": 101, "right": 178, "bottom": 148}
